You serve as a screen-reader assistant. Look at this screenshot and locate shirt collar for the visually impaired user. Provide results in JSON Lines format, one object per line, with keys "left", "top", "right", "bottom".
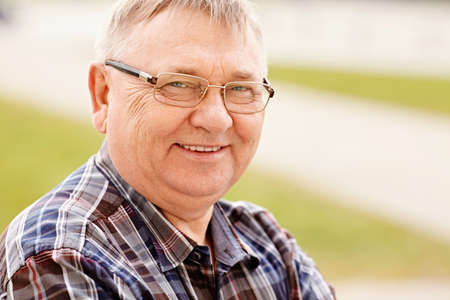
{"left": 94, "top": 140, "right": 259, "bottom": 273}
{"left": 211, "top": 203, "right": 260, "bottom": 271}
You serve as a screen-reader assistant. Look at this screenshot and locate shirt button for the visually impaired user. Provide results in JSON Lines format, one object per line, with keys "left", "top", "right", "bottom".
{"left": 192, "top": 251, "right": 202, "bottom": 261}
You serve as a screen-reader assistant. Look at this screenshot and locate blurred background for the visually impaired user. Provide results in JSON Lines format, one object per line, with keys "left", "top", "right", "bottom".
{"left": 1, "top": 0, "right": 449, "bottom": 299}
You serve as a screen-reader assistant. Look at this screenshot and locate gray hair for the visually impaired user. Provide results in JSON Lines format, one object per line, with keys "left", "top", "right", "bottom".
{"left": 95, "top": 0, "right": 264, "bottom": 61}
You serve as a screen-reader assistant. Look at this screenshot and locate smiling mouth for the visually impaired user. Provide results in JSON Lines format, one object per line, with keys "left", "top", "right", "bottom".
{"left": 176, "top": 143, "right": 224, "bottom": 153}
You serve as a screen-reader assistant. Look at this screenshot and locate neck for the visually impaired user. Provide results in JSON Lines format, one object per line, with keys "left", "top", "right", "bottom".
{"left": 162, "top": 205, "right": 214, "bottom": 245}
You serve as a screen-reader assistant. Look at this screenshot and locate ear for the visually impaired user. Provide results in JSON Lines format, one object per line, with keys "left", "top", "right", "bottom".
{"left": 89, "top": 62, "right": 110, "bottom": 134}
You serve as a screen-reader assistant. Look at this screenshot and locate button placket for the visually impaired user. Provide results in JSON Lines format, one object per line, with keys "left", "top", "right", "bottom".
{"left": 191, "top": 251, "right": 202, "bottom": 262}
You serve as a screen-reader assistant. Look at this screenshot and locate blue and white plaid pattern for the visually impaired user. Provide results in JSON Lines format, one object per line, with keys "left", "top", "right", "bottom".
{"left": 0, "top": 142, "right": 335, "bottom": 299}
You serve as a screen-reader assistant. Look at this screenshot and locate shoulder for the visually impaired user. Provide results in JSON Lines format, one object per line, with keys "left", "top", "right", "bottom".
{"left": 0, "top": 157, "right": 125, "bottom": 283}
{"left": 219, "top": 199, "right": 297, "bottom": 265}
{"left": 0, "top": 247, "right": 129, "bottom": 299}
{"left": 218, "top": 199, "right": 269, "bottom": 219}
{"left": 218, "top": 199, "right": 285, "bottom": 242}
{"left": 219, "top": 200, "right": 336, "bottom": 299}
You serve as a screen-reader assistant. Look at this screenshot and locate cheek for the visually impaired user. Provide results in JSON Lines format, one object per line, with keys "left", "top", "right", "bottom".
{"left": 124, "top": 91, "right": 154, "bottom": 138}
{"left": 117, "top": 91, "right": 170, "bottom": 147}
{"left": 232, "top": 114, "right": 264, "bottom": 164}
{"left": 130, "top": 103, "right": 192, "bottom": 160}
{"left": 234, "top": 114, "right": 264, "bottom": 145}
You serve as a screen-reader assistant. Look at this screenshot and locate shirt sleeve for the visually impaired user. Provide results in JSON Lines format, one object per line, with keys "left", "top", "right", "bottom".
{"left": 254, "top": 209, "right": 336, "bottom": 300}
{"left": 292, "top": 241, "right": 336, "bottom": 300}
{"left": 4, "top": 248, "right": 123, "bottom": 300}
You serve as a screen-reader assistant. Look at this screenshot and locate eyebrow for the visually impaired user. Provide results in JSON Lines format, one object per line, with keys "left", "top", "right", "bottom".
{"left": 167, "top": 67, "right": 200, "bottom": 77}
{"left": 163, "top": 67, "right": 258, "bottom": 82}
{"left": 231, "top": 71, "right": 256, "bottom": 81}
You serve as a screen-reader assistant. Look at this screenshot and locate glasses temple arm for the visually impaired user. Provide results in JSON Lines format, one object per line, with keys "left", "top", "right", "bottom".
{"left": 105, "top": 60, "right": 156, "bottom": 84}
{"left": 263, "top": 78, "right": 275, "bottom": 98}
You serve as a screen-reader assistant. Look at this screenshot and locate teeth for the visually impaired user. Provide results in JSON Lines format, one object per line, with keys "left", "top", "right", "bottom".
{"left": 179, "top": 144, "right": 222, "bottom": 152}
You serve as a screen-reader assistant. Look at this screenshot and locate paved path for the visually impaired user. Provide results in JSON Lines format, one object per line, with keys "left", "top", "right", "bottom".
{"left": 1, "top": 2, "right": 449, "bottom": 299}
{"left": 256, "top": 84, "right": 450, "bottom": 242}
{"left": 335, "top": 279, "right": 450, "bottom": 300}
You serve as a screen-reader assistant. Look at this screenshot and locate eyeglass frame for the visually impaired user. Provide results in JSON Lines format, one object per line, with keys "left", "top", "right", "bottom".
{"left": 104, "top": 59, "right": 275, "bottom": 114}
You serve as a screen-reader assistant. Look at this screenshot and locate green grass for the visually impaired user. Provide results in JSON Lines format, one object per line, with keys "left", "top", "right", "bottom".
{"left": 269, "top": 65, "right": 450, "bottom": 116}
{"left": 0, "top": 98, "right": 103, "bottom": 227}
{"left": 2, "top": 95, "right": 450, "bottom": 280}
{"left": 226, "top": 171, "right": 450, "bottom": 279}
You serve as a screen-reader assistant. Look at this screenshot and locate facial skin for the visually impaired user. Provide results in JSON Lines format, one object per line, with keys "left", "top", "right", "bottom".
{"left": 89, "top": 7, "right": 267, "bottom": 243}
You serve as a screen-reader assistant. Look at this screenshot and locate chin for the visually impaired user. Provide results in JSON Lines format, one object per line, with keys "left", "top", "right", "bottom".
{"left": 181, "top": 183, "right": 228, "bottom": 199}
{"left": 171, "top": 176, "right": 232, "bottom": 199}
{"left": 160, "top": 165, "right": 235, "bottom": 198}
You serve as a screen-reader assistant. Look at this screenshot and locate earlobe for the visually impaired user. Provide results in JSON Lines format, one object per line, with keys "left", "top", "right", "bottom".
{"left": 89, "top": 63, "right": 110, "bottom": 134}
{"left": 93, "top": 108, "right": 108, "bottom": 134}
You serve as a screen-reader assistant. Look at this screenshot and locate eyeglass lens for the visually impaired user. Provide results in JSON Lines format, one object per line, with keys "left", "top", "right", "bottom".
{"left": 154, "top": 73, "right": 269, "bottom": 113}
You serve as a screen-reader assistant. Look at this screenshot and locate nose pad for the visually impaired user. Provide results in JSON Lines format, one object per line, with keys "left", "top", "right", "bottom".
{"left": 198, "top": 88, "right": 209, "bottom": 103}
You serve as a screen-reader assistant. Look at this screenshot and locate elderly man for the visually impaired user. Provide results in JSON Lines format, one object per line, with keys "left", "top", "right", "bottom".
{"left": 0, "top": 0, "right": 335, "bottom": 299}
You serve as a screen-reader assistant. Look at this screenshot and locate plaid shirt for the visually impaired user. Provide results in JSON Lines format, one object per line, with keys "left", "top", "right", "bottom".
{"left": 0, "top": 142, "right": 335, "bottom": 300}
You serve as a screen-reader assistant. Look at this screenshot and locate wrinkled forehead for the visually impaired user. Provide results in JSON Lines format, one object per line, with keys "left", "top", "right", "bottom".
{"left": 124, "top": 4, "right": 264, "bottom": 52}
{"left": 120, "top": 6, "right": 267, "bottom": 77}
{"left": 143, "top": 5, "right": 264, "bottom": 48}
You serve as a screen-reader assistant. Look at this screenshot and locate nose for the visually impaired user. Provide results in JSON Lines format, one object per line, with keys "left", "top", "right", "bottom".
{"left": 189, "top": 86, "right": 233, "bottom": 133}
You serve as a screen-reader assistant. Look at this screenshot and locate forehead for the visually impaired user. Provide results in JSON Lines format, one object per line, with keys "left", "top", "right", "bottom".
{"left": 125, "top": 7, "right": 266, "bottom": 79}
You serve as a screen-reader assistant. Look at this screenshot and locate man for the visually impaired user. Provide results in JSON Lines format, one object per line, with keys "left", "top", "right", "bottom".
{"left": 0, "top": 0, "right": 335, "bottom": 299}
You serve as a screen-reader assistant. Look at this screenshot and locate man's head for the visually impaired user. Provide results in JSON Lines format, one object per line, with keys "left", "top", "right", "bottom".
{"left": 89, "top": 0, "right": 271, "bottom": 219}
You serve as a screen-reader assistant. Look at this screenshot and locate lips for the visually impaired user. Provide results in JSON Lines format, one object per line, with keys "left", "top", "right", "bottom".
{"left": 176, "top": 143, "right": 224, "bottom": 153}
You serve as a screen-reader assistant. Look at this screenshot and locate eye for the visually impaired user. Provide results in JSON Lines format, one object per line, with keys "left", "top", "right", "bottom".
{"left": 169, "top": 81, "right": 188, "bottom": 88}
{"left": 231, "top": 85, "right": 247, "bottom": 92}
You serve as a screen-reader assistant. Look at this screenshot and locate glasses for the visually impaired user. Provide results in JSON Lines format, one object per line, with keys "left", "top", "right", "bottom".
{"left": 105, "top": 60, "right": 275, "bottom": 114}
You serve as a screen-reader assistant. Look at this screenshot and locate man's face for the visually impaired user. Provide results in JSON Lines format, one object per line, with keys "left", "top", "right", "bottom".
{"left": 103, "top": 7, "right": 266, "bottom": 214}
